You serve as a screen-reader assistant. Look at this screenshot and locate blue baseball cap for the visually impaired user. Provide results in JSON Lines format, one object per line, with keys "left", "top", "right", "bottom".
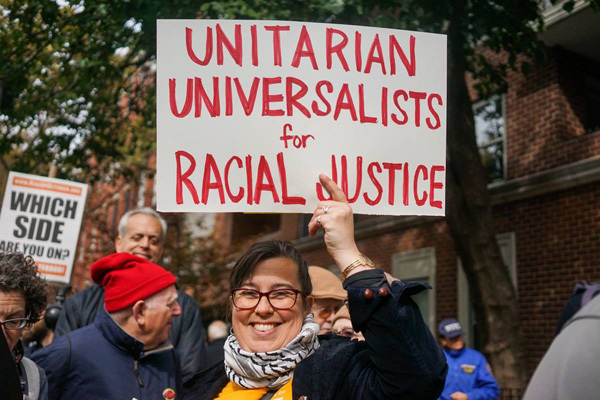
{"left": 438, "top": 318, "right": 465, "bottom": 338}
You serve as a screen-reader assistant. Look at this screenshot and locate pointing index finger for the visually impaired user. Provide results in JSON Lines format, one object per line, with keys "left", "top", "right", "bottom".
{"left": 319, "top": 173, "right": 348, "bottom": 204}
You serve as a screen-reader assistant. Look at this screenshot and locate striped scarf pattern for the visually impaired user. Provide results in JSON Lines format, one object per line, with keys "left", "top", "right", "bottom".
{"left": 224, "top": 314, "right": 320, "bottom": 389}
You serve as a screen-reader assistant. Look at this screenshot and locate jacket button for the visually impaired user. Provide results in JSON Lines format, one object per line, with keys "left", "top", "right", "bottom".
{"left": 378, "top": 287, "right": 388, "bottom": 297}
{"left": 363, "top": 288, "right": 373, "bottom": 299}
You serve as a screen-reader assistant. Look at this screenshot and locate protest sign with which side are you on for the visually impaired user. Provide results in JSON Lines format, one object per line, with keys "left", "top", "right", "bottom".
{"left": 0, "top": 172, "right": 88, "bottom": 283}
{"left": 157, "top": 20, "right": 446, "bottom": 215}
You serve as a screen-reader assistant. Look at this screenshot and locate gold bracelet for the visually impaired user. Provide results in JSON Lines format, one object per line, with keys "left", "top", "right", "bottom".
{"left": 340, "top": 253, "right": 375, "bottom": 281}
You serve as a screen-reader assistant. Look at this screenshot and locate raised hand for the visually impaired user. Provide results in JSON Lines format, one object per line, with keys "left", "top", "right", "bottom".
{"left": 308, "top": 174, "right": 360, "bottom": 270}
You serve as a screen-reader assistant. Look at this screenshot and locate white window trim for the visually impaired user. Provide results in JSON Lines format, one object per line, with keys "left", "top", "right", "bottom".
{"left": 392, "top": 247, "right": 436, "bottom": 331}
{"left": 458, "top": 232, "right": 516, "bottom": 347}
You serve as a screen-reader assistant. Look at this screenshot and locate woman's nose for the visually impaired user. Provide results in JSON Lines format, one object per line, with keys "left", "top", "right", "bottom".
{"left": 254, "top": 295, "right": 274, "bottom": 315}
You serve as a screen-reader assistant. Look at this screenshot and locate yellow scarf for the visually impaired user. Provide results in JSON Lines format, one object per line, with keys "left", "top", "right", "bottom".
{"left": 215, "top": 380, "right": 293, "bottom": 400}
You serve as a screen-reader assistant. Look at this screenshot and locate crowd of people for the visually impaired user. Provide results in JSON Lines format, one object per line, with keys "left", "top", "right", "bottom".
{"left": 1, "top": 173, "right": 597, "bottom": 399}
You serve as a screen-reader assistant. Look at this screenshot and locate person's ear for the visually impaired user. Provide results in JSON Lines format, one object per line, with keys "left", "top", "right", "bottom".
{"left": 305, "top": 295, "right": 315, "bottom": 314}
{"left": 115, "top": 236, "right": 123, "bottom": 253}
{"left": 132, "top": 300, "right": 147, "bottom": 326}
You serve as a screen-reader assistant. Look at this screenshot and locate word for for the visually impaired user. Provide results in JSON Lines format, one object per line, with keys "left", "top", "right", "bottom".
{"left": 169, "top": 76, "right": 443, "bottom": 130}
{"left": 185, "top": 24, "right": 416, "bottom": 76}
{"left": 174, "top": 152, "right": 444, "bottom": 208}
{"left": 280, "top": 124, "right": 314, "bottom": 149}
{"left": 10, "top": 191, "right": 78, "bottom": 219}
{"left": 13, "top": 216, "right": 64, "bottom": 244}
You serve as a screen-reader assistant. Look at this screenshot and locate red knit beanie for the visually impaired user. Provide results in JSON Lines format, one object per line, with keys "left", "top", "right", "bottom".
{"left": 91, "top": 252, "right": 176, "bottom": 312}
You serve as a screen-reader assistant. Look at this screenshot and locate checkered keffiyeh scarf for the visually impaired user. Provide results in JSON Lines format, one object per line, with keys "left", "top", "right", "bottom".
{"left": 224, "top": 314, "right": 320, "bottom": 389}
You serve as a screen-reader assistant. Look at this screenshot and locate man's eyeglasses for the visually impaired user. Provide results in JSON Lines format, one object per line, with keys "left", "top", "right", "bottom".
{"left": 0, "top": 316, "right": 31, "bottom": 330}
{"left": 313, "top": 304, "right": 343, "bottom": 320}
{"left": 231, "top": 288, "right": 302, "bottom": 310}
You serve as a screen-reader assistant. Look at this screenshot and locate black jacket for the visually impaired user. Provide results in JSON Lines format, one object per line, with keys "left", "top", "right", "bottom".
{"left": 205, "top": 337, "right": 227, "bottom": 366}
{"left": 54, "top": 284, "right": 207, "bottom": 382}
{"left": 183, "top": 269, "right": 448, "bottom": 400}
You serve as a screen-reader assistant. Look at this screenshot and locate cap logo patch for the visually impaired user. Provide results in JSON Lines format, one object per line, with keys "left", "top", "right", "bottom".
{"left": 444, "top": 322, "right": 461, "bottom": 332}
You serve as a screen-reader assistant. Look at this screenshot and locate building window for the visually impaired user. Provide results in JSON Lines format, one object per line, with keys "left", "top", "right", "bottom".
{"left": 474, "top": 96, "right": 506, "bottom": 182}
{"left": 298, "top": 214, "right": 313, "bottom": 238}
{"left": 584, "top": 74, "right": 600, "bottom": 134}
{"left": 458, "top": 232, "right": 516, "bottom": 349}
{"left": 392, "top": 248, "right": 436, "bottom": 332}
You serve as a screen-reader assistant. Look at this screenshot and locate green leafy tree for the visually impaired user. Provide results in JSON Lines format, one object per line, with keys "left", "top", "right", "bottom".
{"left": 0, "top": 0, "right": 203, "bottom": 181}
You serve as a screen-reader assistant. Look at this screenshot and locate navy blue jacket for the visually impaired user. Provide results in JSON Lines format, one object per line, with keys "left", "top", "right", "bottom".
{"left": 439, "top": 347, "right": 499, "bottom": 400}
{"left": 184, "top": 269, "right": 448, "bottom": 400}
{"left": 32, "top": 307, "right": 183, "bottom": 400}
{"left": 54, "top": 283, "right": 206, "bottom": 382}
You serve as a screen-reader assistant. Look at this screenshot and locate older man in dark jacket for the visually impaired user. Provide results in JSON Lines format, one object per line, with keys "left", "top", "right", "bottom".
{"left": 33, "top": 253, "right": 184, "bottom": 399}
{"left": 53, "top": 207, "right": 206, "bottom": 381}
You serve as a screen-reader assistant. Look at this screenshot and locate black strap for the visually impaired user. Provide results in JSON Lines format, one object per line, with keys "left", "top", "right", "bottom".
{"left": 260, "top": 390, "right": 278, "bottom": 400}
{"left": 57, "top": 335, "right": 72, "bottom": 396}
{"left": 0, "top": 331, "right": 22, "bottom": 400}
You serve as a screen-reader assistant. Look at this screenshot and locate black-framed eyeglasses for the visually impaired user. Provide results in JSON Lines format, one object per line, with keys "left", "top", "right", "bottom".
{"left": 231, "top": 288, "right": 302, "bottom": 310}
{"left": 0, "top": 315, "right": 31, "bottom": 330}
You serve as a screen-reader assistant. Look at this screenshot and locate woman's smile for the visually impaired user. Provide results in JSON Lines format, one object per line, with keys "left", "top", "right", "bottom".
{"left": 251, "top": 323, "right": 280, "bottom": 333}
{"left": 232, "top": 257, "right": 311, "bottom": 353}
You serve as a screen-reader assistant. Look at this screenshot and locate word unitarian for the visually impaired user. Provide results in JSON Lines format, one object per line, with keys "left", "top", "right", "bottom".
{"left": 184, "top": 24, "right": 416, "bottom": 75}
{"left": 175, "top": 152, "right": 444, "bottom": 209}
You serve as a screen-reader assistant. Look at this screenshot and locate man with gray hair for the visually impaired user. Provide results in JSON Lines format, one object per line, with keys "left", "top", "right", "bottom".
{"left": 54, "top": 207, "right": 207, "bottom": 381}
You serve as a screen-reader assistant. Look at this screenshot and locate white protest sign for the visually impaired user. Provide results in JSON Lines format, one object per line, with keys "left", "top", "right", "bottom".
{"left": 157, "top": 20, "right": 446, "bottom": 215}
{"left": 0, "top": 172, "right": 88, "bottom": 283}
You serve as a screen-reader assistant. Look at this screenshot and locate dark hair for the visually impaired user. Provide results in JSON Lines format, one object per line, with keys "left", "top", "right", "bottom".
{"left": 230, "top": 241, "right": 312, "bottom": 297}
{"left": 0, "top": 252, "right": 48, "bottom": 323}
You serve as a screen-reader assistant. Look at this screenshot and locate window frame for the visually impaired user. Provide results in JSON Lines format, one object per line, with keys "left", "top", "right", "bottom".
{"left": 391, "top": 247, "right": 436, "bottom": 332}
{"left": 473, "top": 95, "right": 507, "bottom": 182}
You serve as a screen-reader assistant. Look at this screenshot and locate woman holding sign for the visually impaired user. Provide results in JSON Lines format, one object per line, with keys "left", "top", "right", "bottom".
{"left": 183, "top": 174, "right": 447, "bottom": 400}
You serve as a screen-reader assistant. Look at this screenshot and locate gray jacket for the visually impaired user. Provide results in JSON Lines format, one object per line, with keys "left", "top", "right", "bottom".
{"left": 524, "top": 294, "right": 600, "bottom": 400}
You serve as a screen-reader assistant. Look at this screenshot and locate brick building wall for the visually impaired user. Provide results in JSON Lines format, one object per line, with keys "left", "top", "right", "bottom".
{"left": 506, "top": 48, "right": 600, "bottom": 179}
{"left": 494, "top": 182, "right": 600, "bottom": 374}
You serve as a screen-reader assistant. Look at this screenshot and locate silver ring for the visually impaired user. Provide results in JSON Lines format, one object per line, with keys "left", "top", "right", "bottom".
{"left": 316, "top": 215, "right": 322, "bottom": 225}
{"left": 322, "top": 206, "right": 330, "bottom": 214}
